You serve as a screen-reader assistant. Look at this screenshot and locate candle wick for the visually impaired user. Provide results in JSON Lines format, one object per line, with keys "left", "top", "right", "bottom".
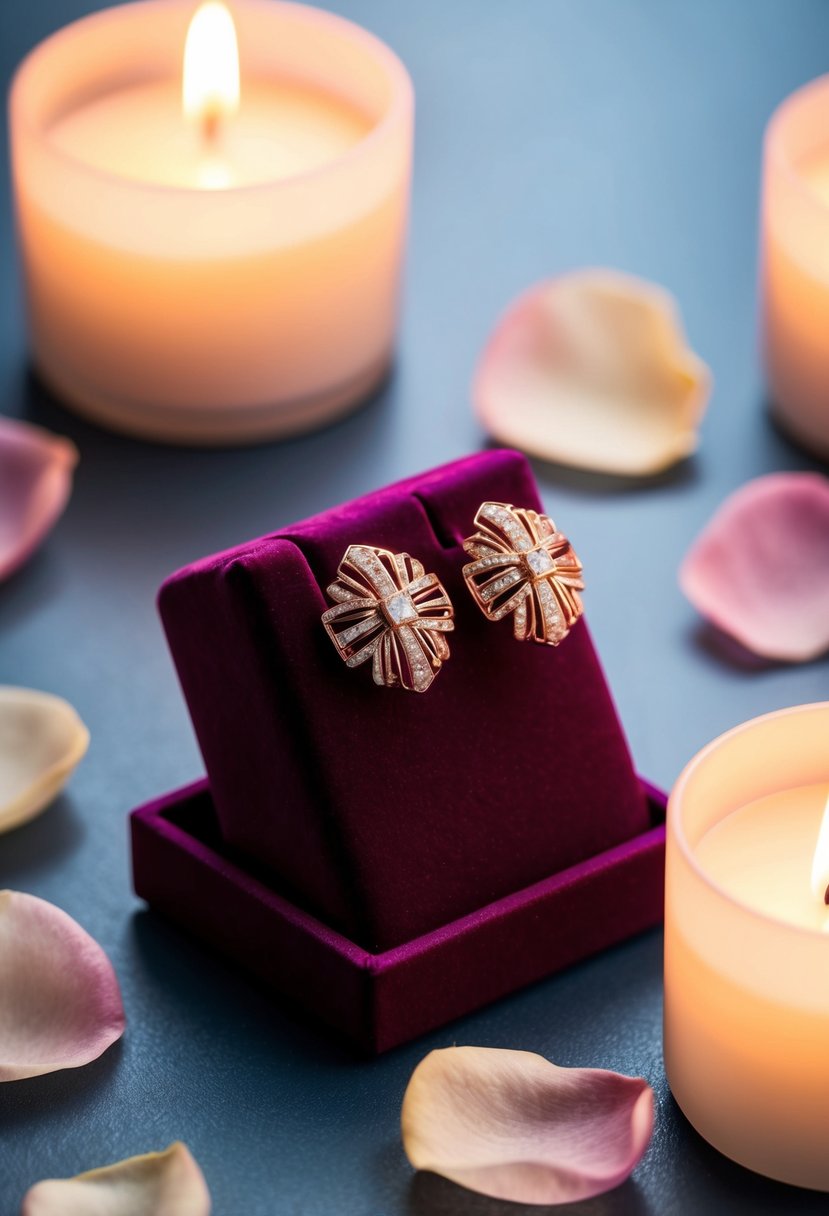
{"left": 824, "top": 884, "right": 829, "bottom": 906}
{"left": 201, "top": 106, "right": 222, "bottom": 144}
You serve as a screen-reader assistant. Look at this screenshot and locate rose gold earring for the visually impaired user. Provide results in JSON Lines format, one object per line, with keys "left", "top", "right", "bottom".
{"left": 322, "top": 544, "right": 454, "bottom": 692}
{"left": 462, "top": 502, "right": 584, "bottom": 645}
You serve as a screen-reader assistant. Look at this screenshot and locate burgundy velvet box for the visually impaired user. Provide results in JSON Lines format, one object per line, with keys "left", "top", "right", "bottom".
{"left": 131, "top": 778, "right": 665, "bottom": 1054}
{"left": 131, "top": 450, "right": 666, "bottom": 1051}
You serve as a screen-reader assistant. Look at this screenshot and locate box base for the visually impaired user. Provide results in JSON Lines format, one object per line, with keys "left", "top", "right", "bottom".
{"left": 131, "top": 779, "right": 666, "bottom": 1054}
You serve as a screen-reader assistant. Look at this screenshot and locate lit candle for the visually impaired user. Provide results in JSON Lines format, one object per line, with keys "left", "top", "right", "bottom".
{"left": 761, "top": 77, "right": 829, "bottom": 458}
{"left": 665, "top": 703, "right": 829, "bottom": 1189}
{"left": 695, "top": 787, "right": 829, "bottom": 931}
{"left": 9, "top": 0, "right": 412, "bottom": 444}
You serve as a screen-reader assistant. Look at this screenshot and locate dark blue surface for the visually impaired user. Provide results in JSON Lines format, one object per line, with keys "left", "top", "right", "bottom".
{"left": 1, "top": 1, "right": 829, "bottom": 1212}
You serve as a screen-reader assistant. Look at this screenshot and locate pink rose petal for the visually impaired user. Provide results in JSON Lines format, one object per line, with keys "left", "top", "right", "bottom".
{"left": 401, "top": 1046, "right": 654, "bottom": 1205}
{"left": 22, "top": 1142, "right": 211, "bottom": 1216}
{"left": 680, "top": 473, "right": 829, "bottom": 662}
{"left": 474, "top": 270, "right": 710, "bottom": 476}
{"left": 0, "top": 890, "right": 125, "bottom": 1081}
{"left": 0, "top": 416, "right": 77, "bottom": 582}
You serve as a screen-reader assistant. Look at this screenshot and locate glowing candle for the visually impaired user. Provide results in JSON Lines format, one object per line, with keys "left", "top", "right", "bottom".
{"left": 10, "top": 1, "right": 413, "bottom": 443}
{"left": 665, "top": 703, "right": 829, "bottom": 1189}
{"left": 183, "top": 1, "right": 240, "bottom": 142}
{"left": 761, "top": 76, "right": 829, "bottom": 458}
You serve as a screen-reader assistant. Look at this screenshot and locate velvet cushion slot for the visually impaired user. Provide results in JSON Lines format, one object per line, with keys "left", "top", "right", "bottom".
{"left": 158, "top": 450, "right": 649, "bottom": 951}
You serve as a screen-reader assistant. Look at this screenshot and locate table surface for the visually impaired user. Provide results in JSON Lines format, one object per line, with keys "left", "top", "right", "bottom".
{"left": 2, "top": 1, "right": 829, "bottom": 1212}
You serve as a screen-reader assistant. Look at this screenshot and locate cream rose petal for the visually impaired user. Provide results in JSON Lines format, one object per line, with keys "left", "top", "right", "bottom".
{"left": 0, "top": 416, "right": 77, "bottom": 582}
{"left": 0, "top": 890, "right": 125, "bottom": 1081}
{"left": 474, "top": 269, "right": 711, "bottom": 476}
{"left": 0, "top": 687, "right": 89, "bottom": 834}
{"left": 680, "top": 473, "right": 829, "bottom": 662}
{"left": 22, "top": 1143, "right": 211, "bottom": 1216}
{"left": 402, "top": 1046, "right": 654, "bottom": 1205}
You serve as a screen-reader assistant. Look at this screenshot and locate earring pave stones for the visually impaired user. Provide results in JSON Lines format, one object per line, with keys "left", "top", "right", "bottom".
{"left": 322, "top": 545, "right": 455, "bottom": 692}
{"left": 462, "top": 502, "right": 584, "bottom": 645}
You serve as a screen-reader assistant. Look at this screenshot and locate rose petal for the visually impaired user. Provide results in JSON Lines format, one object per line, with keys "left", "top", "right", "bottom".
{"left": 680, "top": 473, "right": 829, "bottom": 662}
{"left": 0, "top": 687, "right": 89, "bottom": 834}
{"left": 0, "top": 416, "right": 77, "bottom": 582}
{"left": 0, "top": 890, "right": 125, "bottom": 1081}
{"left": 474, "top": 270, "right": 711, "bottom": 476}
{"left": 401, "top": 1046, "right": 653, "bottom": 1206}
{"left": 22, "top": 1143, "right": 211, "bottom": 1216}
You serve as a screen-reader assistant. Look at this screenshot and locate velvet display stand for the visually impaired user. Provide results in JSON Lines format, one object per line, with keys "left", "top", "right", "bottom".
{"left": 131, "top": 450, "right": 666, "bottom": 1053}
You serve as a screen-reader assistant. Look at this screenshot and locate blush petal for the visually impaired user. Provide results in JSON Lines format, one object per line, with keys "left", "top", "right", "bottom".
{"left": 0, "top": 890, "right": 125, "bottom": 1081}
{"left": 22, "top": 1143, "right": 211, "bottom": 1216}
{"left": 0, "top": 416, "right": 77, "bottom": 582}
{"left": 401, "top": 1046, "right": 654, "bottom": 1205}
{"left": 474, "top": 270, "right": 710, "bottom": 476}
{"left": 0, "top": 687, "right": 89, "bottom": 834}
{"left": 680, "top": 473, "right": 829, "bottom": 662}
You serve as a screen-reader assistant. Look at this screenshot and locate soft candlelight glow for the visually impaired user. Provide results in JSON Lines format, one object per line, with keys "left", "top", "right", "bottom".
{"left": 183, "top": 1, "right": 240, "bottom": 139}
{"left": 810, "top": 791, "right": 829, "bottom": 905}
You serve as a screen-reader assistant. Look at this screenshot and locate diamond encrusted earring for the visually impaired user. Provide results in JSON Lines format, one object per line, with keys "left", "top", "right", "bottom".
{"left": 322, "top": 545, "right": 454, "bottom": 692}
{"left": 462, "top": 502, "right": 584, "bottom": 645}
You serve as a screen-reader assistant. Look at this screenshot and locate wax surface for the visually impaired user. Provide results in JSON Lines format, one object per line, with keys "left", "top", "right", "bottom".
{"left": 695, "top": 782, "right": 828, "bottom": 930}
{"left": 49, "top": 80, "right": 371, "bottom": 188}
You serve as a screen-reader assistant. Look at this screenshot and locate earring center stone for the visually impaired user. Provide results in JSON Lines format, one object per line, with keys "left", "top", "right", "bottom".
{"left": 384, "top": 590, "right": 419, "bottom": 626}
{"left": 525, "top": 547, "right": 555, "bottom": 578}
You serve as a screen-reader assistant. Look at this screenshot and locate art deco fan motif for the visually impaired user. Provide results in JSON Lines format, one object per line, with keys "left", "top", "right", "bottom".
{"left": 322, "top": 545, "right": 454, "bottom": 692}
{"left": 462, "top": 502, "right": 584, "bottom": 645}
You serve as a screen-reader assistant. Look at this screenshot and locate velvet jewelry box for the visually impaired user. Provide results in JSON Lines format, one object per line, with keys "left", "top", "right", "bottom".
{"left": 131, "top": 450, "right": 666, "bottom": 1052}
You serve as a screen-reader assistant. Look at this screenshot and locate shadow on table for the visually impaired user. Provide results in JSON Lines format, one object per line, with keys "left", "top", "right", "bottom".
{"left": 523, "top": 449, "right": 701, "bottom": 498}
{"left": 687, "top": 621, "right": 777, "bottom": 673}
{"left": 666, "top": 1094, "right": 829, "bottom": 1215}
{"left": 129, "top": 908, "right": 358, "bottom": 1069}
{"left": 0, "top": 1039, "right": 123, "bottom": 1134}
{"left": 0, "top": 796, "right": 85, "bottom": 882}
{"left": 688, "top": 619, "right": 829, "bottom": 675}
{"left": 0, "top": 539, "right": 67, "bottom": 632}
{"left": 763, "top": 399, "right": 829, "bottom": 469}
{"left": 407, "top": 1172, "right": 652, "bottom": 1216}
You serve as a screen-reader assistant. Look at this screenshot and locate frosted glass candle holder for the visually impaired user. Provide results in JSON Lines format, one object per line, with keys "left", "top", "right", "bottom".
{"left": 762, "top": 76, "right": 829, "bottom": 459}
{"left": 9, "top": 0, "right": 413, "bottom": 444}
{"left": 665, "top": 702, "right": 829, "bottom": 1190}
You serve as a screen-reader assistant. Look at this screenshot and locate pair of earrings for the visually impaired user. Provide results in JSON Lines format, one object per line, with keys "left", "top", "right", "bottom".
{"left": 321, "top": 502, "right": 584, "bottom": 693}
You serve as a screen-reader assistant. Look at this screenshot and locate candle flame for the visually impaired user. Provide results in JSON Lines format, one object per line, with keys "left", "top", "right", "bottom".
{"left": 183, "top": 2, "right": 240, "bottom": 140}
{"left": 810, "top": 791, "right": 829, "bottom": 905}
